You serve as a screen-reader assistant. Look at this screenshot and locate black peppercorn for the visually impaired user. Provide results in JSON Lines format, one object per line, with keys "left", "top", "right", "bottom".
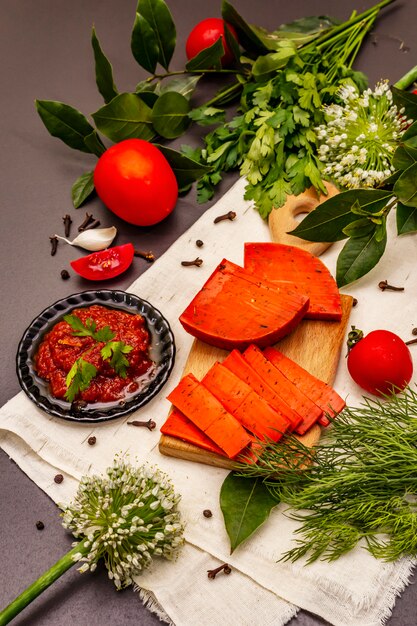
{"left": 54, "top": 474, "right": 64, "bottom": 484}
{"left": 36, "top": 521, "right": 45, "bottom": 530}
{"left": 60, "top": 269, "right": 70, "bottom": 280}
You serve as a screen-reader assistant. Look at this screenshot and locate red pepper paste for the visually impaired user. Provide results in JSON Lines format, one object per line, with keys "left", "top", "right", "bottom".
{"left": 34, "top": 305, "right": 153, "bottom": 403}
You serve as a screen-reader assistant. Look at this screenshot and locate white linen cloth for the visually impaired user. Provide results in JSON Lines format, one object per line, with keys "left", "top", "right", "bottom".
{"left": 1, "top": 177, "right": 416, "bottom": 626}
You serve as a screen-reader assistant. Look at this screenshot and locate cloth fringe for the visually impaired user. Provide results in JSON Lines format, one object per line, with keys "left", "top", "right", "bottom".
{"left": 135, "top": 586, "right": 174, "bottom": 625}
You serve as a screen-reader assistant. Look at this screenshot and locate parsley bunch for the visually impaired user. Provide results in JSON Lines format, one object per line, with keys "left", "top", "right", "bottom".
{"left": 63, "top": 314, "right": 133, "bottom": 403}
{"left": 190, "top": 1, "right": 391, "bottom": 218}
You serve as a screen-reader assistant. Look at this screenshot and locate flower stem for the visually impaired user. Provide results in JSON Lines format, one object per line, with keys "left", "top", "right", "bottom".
{"left": 0, "top": 539, "right": 89, "bottom": 626}
{"left": 394, "top": 64, "right": 417, "bottom": 90}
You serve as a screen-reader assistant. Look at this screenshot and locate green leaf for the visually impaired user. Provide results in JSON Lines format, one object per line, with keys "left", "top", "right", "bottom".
{"left": 65, "top": 358, "right": 98, "bottom": 403}
{"left": 220, "top": 473, "right": 279, "bottom": 553}
{"left": 188, "top": 106, "right": 225, "bottom": 126}
{"left": 35, "top": 99, "right": 99, "bottom": 154}
{"left": 72, "top": 171, "right": 95, "bottom": 208}
{"left": 393, "top": 162, "right": 417, "bottom": 207}
{"left": 392, "top": 140, "right": 417, "bottom": 171}
{"left": 156, "top": 145, "right": 211, "bottom": 191}
{"left": 152, "top": 92, "right": 191, "bottom": 139}
{"left": 92, "top": 92, "right": 154, "bottom": 142}
{"left": 252, "top": 43, "right": 296, "bottom": 81}
{"left": 224, "top": 21, "right": 241, "bottom": 63}
{"left": 249, "top": 16, "right": 337, "bottom": 51}
{"left": 64, "top": 315, "right": 115, "bottom": 342}
{"left": 83, "top": 131, "right": 106, "bottom": 156}
{"left": 290, "top": 189, "right": 394, "bottom": 243}
{"left": 342, "top": 218, "right": 375, "bottom": 239}
{"left": 156, "top": 75, "right": 201, "bottom": 99}
{"left": 101, "top": 341, "right": 133, "bottom": 377}
{"left": 401, "top": 120, "right": 417, "bottom": 142}
{"left": 185, "top": 38, "right": 224, "bottom": 71}
{"left": 136, "top": 0, "right": 176, "bottom": 70}
{"left": 397, "top": 201, "right": 417, "bottom": 235}
{"left": 131, "top": 12, "right": 159, "bottom": 74}
{"left": 392, "top": 86, "right": 417, "bottom": 121}
{"left": 221, "top": 0, "right": 267, "bottom": 54}
{"left": 91, "top": 26, "right": 118, "bottom": 104}
{"left": 336, "top": 228, "right": 387, "bottom": 287}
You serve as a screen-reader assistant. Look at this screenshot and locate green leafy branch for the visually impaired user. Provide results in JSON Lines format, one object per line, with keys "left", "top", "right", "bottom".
{"left": 289, "top": 89, "right": 417, "bottom": 287}
{"left": 63, "top": 314, "right": 133, "bottom": 403}
{"left": 35, "top": 0, "right": 390, "bottom": 209}
{"left": 221, "top": 387, "right": 417, "bottom": 562}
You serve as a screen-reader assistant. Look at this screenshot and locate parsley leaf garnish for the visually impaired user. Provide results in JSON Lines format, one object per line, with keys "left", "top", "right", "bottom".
{"left": 100, "top": 341, "right": 134, "bottom": 378}
{"left": 63, "top": 313, "right": 134, "bottom": 402}
{"left": 65, "top": 358, "right": 98, "bottom": 403}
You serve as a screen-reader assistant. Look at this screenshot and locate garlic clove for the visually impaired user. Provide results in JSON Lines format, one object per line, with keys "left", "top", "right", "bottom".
{"left": 55, "top": 227, "right": 117, "bottom": 251}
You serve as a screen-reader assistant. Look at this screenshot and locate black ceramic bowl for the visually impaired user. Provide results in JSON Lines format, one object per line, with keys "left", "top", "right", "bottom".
{"left": 16, "top": 290, "right": 176, "bottom": 423}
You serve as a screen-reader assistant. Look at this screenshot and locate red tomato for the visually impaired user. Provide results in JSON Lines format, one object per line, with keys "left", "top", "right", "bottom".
{"left": 94, "top": 139, "right": 178, "bottom": 227}
{"left": 186, "top": 18, "right": 238, "bottom": 67}
{"left": 70, "top": 243, "right": 135, "bottom": 281}
{"left": 347, "top": 330, "right": 413, "bottom": 396}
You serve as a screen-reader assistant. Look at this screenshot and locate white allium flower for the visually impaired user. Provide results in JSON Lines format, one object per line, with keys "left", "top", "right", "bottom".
{"left": 60, "top": 457, "right": 184, "bottom": 589}
{"left": 315, "top": 80, "right": 409, "bottom": 189}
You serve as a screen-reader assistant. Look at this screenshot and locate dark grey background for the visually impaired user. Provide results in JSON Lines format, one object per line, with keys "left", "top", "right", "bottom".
{"left": 1, "top": 1, "right": 416, "bottom": 624}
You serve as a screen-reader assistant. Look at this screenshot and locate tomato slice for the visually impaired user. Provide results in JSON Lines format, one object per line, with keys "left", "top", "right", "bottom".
{"left": 70, "top": 243, "right": 135, "bottom": 281}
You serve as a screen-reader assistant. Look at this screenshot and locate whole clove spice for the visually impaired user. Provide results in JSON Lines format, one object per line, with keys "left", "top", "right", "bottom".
{"left": 207, "top": 563, "right": 231, "bottom": 579}
{"left": 181, "top": 257, "right": 203, "bottom": 267}
{"left": 213, "top": 211, "right": 236, "bottom": 224}
{"left": 78, "top": 212, "right": 94, "bottom": 232}
{"left": 378, "top": 280, "right": 404, "bottom": 292}
{"left": 134, "top": 249, "right": 155, "bottom": 263}
{"left": 127, "top": 419, "right": 156, "bottom": 431}
{"left": 50, "top": 235, "right": 58, "bottom": 256}
{"left": 82, "top": 219, "right": 101, "bottom": 231}
{"left": 62, "top": 214, "right": 72, "bottom": 237}
{"left": 412, "top": 328, "right": 417, "bottom": 336}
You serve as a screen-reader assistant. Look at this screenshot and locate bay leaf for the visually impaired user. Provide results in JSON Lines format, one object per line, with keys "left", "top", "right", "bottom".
{"left": 290, "top": 189, "right": 394, "bottom": 243}
{"left": 221, "top": 0, "right": 267, "bottom": 54}
{"left": 156, "top": 75, "right": 201, "bottom": 100}
{"left": 152, "top": 92, "right": 191, "bottom": 139}
{"left": 92, "top": 93, "right": 154, "bottom": 142}
{"left": 91, "top": 27, "right": 118, "bottom": 104}
{"left": 336, "top": 228, "right": 387, "bottom": 288}
{"left": 185, "top": 38, "right": 224, "bottom": 72}
{"left": 220, "top": 473, "right": 279, "bottom": 553}
{"left": 35, "top": 99, "right": 98, "bottom": 154}
{"left": 131, "top": 12, "right": 159, "bottom": 74}
{"left": 156, "top": 145, "right": 211, "bottom": 191}
{"left": 397, "top": 201, "right": 417, "bottom": 235}
{"left": 393, "top": 162, "right": 417, "bottom": 207}
{"left": 392, "top": 141, "right": 417, "bottom": 171}
{"left": 71, "top": 171, "right": 95, "bottom": 208}
{"left": 392, "top": 86, "right": 417, "bottom": 121}
{"left": 137, "top": 0, "right": 176, "bottom": 70}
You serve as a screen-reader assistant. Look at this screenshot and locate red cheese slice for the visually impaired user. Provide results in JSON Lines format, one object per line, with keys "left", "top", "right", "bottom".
{"left": 161, "top": 408, "right": 227, "bottom": 456}
{"left": 244, "top": 242, "right": 342, "bottom": 321}
{"left": 179, "top": 258, "right": 309, "bottom": 350}
{"left": 263, "top": 347, "right": 346, "bottom": 421}
{"left": 201, "top": 362, "right": 290, "bottom": 441}
{"left": 166, "top": 373, "right": 252, "bottom": 458}
{"left": 222, "top": 349, "right": 303, "bottom": 431}
{"left": 243, "top": 345, "right": 323, "bottom": 435}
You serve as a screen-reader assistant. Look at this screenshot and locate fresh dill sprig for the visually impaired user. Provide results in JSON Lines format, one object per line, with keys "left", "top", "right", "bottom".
{"left": 236, "top": 387, "right": 417, "bottom": 563}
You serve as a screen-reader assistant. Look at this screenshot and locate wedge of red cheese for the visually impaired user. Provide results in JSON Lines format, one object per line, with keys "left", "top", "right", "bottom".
{"left": 179, "top": 258, "right": 309, "bottom": 350}
{"left": 244, "top": 242, "right": 342, "bottom": 321}
{"left": 163, "top": 346, "right": 345, "bottom": 459}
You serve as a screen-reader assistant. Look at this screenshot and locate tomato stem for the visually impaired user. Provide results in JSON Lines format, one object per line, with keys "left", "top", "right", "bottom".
{"left": 346, "top": 325, "right": 364, "bottom": 354}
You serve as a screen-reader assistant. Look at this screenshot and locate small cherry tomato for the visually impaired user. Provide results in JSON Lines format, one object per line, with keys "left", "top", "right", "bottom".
{"left": 94, "top": 139, "right": 178, "bottom": 227}
{"left": 70, "top": 243, "right": 135, "bottom": 281}
{"left": 347, "top": 329, "right": 413, "bottom": 396}
{"left": 186, "top": 18, "right": 238, "bottom": 67}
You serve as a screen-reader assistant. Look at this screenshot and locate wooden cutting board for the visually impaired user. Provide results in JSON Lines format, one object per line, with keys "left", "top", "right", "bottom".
{"left": 159, "top": 183, "right": 353, "bottom": 469}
